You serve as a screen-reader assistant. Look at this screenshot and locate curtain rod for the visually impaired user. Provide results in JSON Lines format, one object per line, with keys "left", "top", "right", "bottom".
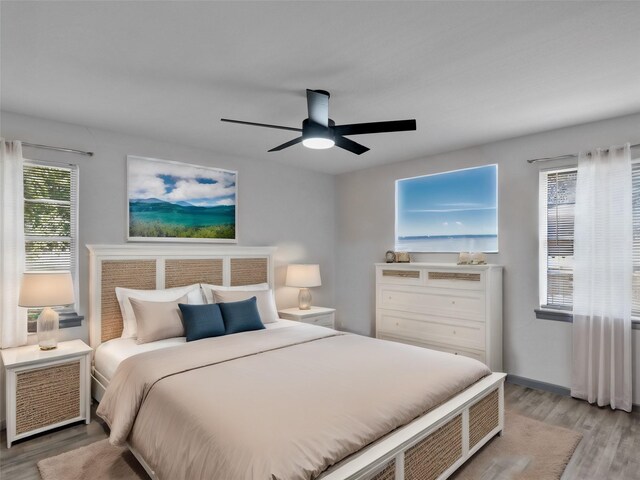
{"left": 21, "top": 142, "right": 94, "bottom": 157}
{"left": 527, "top": 142, "right": 640, "bottom": 164}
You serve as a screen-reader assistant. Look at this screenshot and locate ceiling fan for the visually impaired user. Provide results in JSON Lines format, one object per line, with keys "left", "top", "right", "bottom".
{"left": 221, "top": 89, "right": 416, "bottom": 155}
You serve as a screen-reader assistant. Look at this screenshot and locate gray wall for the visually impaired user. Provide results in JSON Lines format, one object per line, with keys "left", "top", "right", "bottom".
{"left": 2, "top": 108, "right": 639, "bottom": 427}
{"left": 0, "top": 110, "right": 337, "bottom": 423}
{"left": 335, "top": 112, "right": 640, "bottom": 404}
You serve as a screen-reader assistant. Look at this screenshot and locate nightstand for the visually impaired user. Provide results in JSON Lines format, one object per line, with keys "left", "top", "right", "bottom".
{"left": 1, "top": 339, "right": 92, "bottom": 448}
{"left": 278, "top": 306, "right": 336, "bottom": 329}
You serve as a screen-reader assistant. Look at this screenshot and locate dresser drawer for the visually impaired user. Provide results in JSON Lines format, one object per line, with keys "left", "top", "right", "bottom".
{"left": 378, "top": 333, "right": 485, "bottom": 364}
{"left": 377, "top": 310, "right": 485, "bottom": 350}
{"left": 377, "top": 268, "right": 424, "bottom": 286}
{"left": 378, "top": 285, "right": 486, "bottom": 322}
{"left": 425, "top": 270, "right": 485, "bottom": 291}
{"left": 418, "top": 341, "right": 485, "bottom": 364}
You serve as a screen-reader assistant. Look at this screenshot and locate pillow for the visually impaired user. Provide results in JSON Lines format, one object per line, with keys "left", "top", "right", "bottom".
{"left": 129, "top": 295, "right": 187, "bottom": 344}
{"left": 116, "top": 284, "right": 204, "bottom": 338}
{"left": 210, "top": 288, "right": 278, "bottom": 324}
{"left": 178, "top": 303, "right": 225, "bottom": 342}
{"left": 218, "top": 297, "right": 265, "bottom": 334}
{"left": 200, "top": 282, "right": 268, "bottom": 304}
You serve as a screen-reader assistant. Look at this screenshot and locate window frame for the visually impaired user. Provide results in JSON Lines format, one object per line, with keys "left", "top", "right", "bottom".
{"left": 537, "top": 160, "right": 640, "bottom": 327}
{"left": 23, "top": 159, "right": 81, "bottom": 332}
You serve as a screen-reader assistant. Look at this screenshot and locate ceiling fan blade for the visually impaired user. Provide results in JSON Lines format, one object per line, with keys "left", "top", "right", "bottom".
{"left": 306, "top": 89, "right": 330, "bottom": 127}
{"left": 334, "top": 119, "right": 416, "bottom": 136}
{"left": 221, "top": 118, "right": 302, "bottom": 132}
{"left": 268, "top": 136, "right": 303, "bottom": 152}
{"left": 335, "top": 136, "right": 370, "bottom": 155}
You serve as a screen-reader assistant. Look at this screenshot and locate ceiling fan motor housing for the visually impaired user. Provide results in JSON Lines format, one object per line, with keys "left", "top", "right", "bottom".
{"left": 302, "top": 118, "right": 335, "bottom": 142}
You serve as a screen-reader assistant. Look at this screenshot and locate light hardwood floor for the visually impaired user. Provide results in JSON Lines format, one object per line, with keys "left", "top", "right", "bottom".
{"left": 504, "top": 383, "right": 640, "bottom": 480}
{"left": 0, "top": 383, "right": 638, "bottom": 480}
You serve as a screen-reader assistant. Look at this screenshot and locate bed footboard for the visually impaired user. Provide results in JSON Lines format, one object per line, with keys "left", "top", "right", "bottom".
{"left": 125, "top": 373, "right": 504, "bottom": 480}
{"left": 322, "top": 372, "right": 505, "bottom": 480}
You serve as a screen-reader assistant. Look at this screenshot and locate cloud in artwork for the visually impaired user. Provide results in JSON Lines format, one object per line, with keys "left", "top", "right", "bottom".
{"left": 128, "top": 157, "right": 236, "bottom": 205}
{"left": 164, "top": 179, "right": 235, "bottom": 202}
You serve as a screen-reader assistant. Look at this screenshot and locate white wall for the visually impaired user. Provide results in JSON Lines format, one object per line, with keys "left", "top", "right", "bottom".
{"left": 335, "top": 112, "right": 640, "bottom": 404}
{"left": 0, "top": 110, "right": 337, "bottom": 423}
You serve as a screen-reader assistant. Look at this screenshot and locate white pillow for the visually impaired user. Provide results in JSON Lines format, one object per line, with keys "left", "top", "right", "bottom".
{"left": 115, "top": 284, "right": 204, "bottom": 338}
{"left": 209, "top": 287, "right": 279, "bottom": 324}
{"left": 200, "top": 283, "right": 268, "bottom": 304}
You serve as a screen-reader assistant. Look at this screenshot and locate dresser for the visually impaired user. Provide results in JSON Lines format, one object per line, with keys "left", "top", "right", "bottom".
{"left": 375, "top": 263, "right": 503, "bottom": 371}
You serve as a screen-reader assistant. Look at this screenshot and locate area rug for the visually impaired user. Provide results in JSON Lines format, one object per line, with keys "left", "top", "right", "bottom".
{"left": 38, "top": 410, "right": 581, "bottom": 480}
{"left": 37, "top": 439, "right": 148, "bottom": 480}
{"left": 452, "top": 411, "right": 582, "bottom": 480}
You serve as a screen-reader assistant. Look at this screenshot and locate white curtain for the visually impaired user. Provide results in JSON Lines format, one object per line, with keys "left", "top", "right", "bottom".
{"left": 0, "top": 139, "right": 27, "bottom": 348}
{"left": 572, "top": 143, "right": 632, "bottom": 411}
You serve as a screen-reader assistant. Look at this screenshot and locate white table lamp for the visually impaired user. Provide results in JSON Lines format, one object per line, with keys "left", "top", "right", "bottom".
{"left": 286, "top": 264, "right": 321, "bottom": 310}
{"left": 19, "top": 272, "right": 75, "bottom": 350}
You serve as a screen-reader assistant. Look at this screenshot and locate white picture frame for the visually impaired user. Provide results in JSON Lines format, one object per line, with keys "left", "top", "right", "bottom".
{"left": 126, "top": 155, "right": 238, "bottom": 243}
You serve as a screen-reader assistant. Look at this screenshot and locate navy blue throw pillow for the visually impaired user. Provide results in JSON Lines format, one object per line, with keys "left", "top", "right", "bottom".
{"left": 218, "top": 297, "right": 265, "bottom": 334}
{"left": 178, "top": 303, "right": 226, "bottom": 342}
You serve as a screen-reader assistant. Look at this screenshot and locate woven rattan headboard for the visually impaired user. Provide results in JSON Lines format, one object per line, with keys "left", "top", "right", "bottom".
{"left": 87, "top": 245, "right": 276, "bottom": 349}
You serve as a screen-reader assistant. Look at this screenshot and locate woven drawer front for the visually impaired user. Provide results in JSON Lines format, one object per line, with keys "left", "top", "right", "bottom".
{"left": 165, "top": 259, "right": 223, "bottom": 288}
{"left": 428, "top": 272, "right": 480, "bottom": 282}
{"left": 405, "top": 415, "right": 462, "bottom": 480}
{"left": 469, "top": 389, "right": 500, "bottom": 449}
{"left": 16, "top": 362, "right": 80, "bottom": 434}
{"left": 382, "top": 270, "right": 420, "bottom": 279}
{"left": 370, "top": 459, "right": 395, "bottom": 480}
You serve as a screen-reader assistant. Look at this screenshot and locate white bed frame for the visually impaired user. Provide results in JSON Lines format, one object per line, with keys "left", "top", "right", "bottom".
{"left": 87, "top": 244, "right": 505, "bottom": 480}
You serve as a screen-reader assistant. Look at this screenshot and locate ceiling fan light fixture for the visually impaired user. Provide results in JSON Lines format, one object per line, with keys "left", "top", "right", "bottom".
{"left": 302, "top": 137, "right": 335, "bottom": 149}
{"left": 302, "top": 118, "right": 335, "bottom": 150}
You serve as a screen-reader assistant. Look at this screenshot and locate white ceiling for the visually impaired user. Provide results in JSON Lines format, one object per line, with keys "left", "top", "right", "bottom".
{"left": 2, "top": 1, "right": 640, "bottom": 174}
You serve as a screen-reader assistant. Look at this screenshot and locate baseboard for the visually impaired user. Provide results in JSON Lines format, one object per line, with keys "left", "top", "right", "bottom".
{"left": 506, "top": 374, "right": 571, "bottom": 396}
{"left": 506, "top": 374, "right": 639, "bottom": 412}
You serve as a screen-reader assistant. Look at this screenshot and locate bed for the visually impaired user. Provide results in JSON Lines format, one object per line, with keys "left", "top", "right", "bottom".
{"left": 88, "top": 244, "right": 506, "bottom": 480}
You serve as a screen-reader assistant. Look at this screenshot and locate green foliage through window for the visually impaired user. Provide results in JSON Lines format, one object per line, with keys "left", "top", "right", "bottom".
{"left": 23, "top": 162, "right": 78, "bottom": 333}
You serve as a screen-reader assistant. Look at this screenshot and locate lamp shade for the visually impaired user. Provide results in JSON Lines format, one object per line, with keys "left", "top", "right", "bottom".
{"left": 286, "top": 264, "right": 321, "bottom": 288}
{"left": 18, "top": 272, "right": 75, "bottom": 307}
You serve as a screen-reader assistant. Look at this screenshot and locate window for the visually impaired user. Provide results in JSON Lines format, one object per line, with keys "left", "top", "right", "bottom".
{"left": 23, "top": 161, "right": 79, "bottom": 332}
{"left": 539, "top": 162, "right": 640, "bottom": 317}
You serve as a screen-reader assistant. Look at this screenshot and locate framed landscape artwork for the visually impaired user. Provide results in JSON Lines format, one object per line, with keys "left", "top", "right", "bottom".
{"left": 395, "top": 164, "right": 498, "bottom": 253}
{"left": 127, "top": 156, "right": 237, "bottom": 242}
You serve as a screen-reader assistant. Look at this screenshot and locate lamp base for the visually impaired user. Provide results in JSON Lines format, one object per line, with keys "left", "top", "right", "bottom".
{"left": 37, "top": 307, "right": 59, "bottom": 350}
{"left": 298, "top": 288, "right": 312, "bottom": 310}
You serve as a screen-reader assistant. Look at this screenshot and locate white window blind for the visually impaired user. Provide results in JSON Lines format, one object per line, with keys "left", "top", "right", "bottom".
{"left": 540, "top": 162, "right": 640, "bottom": 317}
{"left": 540, "top": 168, "right": 576, "bottom": 310}
{"left": 23, "top": 161, "right": 79, "bottom": 332}
{"left": 632, "top": 163, "right": 640, "bottom": 316}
